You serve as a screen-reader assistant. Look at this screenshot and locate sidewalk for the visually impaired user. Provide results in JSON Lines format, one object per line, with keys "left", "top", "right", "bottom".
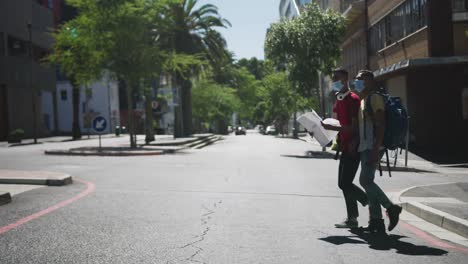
{"left": 0, "top": 170, "right": 72, "bottom": 206}
{"left": 0, "top": 134, "right": 119, "bottom": 148}
{"left": 399, "top": 182, "right": 468, "bottom": 239}
{"left": 299, "top": 134, "right": 468, "bottom": 243}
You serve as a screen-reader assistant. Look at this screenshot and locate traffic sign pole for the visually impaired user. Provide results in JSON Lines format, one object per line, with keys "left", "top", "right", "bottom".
{"left": 92, "top": 116, "right": 107, "bottom": 152}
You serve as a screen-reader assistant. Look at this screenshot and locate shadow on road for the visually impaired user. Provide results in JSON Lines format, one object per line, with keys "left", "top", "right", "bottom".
{"left": 319, "top": 229, "right": 448, "bottom": 256}
{"left": 281, "top": 151, "right": 336, "bottom": 160}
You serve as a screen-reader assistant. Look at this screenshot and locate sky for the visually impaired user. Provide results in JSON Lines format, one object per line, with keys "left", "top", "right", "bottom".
{"left": 198, "top": 0, "right": 281, "bottom": 61}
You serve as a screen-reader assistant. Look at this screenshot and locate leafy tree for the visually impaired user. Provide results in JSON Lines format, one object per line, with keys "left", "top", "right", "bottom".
{"left": 48, "top": 18, "right": 103, "bottom": 140}
{"left": 265, "top": 3, "right": 346, "bottom": 112}
{"left": 57, "top": 0, "right": 202, "bottom": 147}
{"left": 165, "top": 0, "right": 231, "bottom": 137}
{"left": 229, "top": 68, "right": 261, "bottom": 124}
{"left": 192, "top": 81, "right": 240, "bottom": 133}
{"left": 256, "top": 72, "right": 317, "bottom": 135}
{"left": 236, "top": 58, "right": 274, "bottom": 80}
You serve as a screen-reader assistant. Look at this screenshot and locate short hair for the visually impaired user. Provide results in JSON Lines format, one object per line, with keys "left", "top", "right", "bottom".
{"left": 357, "top": 70, "right": 374, "bottom": 80}
{"left": 332, "top": 68, "right": 348, "bottom": 78}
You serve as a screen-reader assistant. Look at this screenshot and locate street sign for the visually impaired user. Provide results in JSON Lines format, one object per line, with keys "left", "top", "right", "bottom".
{"left": 92, "top": 116, "right": 107, "bottom": 133}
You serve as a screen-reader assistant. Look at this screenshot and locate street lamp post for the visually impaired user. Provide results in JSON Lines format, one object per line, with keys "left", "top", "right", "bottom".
{"left": 27, "top": 22, "right": 38, "bottom": 144}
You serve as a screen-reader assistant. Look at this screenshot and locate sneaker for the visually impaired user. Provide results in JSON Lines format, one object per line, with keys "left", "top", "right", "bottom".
{"left": 363, "top": 219, "right": 386, "bottom": 234}
{"left": 335, "top": 218, "right": 358, "bottom": 228}
{"left": 387, "top": 204, "right": 403, "bottom": 231}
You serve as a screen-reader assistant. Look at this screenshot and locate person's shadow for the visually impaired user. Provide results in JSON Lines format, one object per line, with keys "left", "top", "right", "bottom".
{"left": 319, "top": 228, "right": 448, "bottom": 256}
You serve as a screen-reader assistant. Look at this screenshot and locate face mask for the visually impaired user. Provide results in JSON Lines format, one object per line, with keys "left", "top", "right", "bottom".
{"left": 331, "top": 81, "right": 344, "bottom": 92}
{"left": 352, "top": 80, "right": 365, "bottom": 93}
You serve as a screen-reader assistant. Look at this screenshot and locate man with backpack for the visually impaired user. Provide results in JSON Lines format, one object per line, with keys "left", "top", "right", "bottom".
{"left": 352, "top": 70, "right": 402, "bottom": 234}
{"left": 321, "top": 68, "right": 368, "bottom": 229}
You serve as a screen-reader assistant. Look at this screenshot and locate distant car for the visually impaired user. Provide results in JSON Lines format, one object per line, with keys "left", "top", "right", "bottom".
{"left": 235, "top": 126, "right": 246, "bottom": 135}
{"left": 265, "top": 126, "right": 277, "bottom": 135}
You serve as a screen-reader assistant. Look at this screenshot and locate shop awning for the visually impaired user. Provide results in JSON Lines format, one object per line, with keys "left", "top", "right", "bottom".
{"left": 374, "top": 56, "right": 468, "bottom": 78}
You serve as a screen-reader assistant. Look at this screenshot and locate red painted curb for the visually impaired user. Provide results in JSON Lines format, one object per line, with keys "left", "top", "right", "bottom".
{"left": 400, "top": 221, "right": 468, "bottom": 252}
{"left": 0, "top": 178, "right": 95, "bottom": 235}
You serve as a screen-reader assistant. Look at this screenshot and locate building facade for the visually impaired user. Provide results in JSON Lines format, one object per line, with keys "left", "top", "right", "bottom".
{"left": 280, "top": 0, "right": 313, "bottom": 19}
{"left": 0, "top": 0, "right": 57, "bottom": 140}
{"left": 56, "top": 72, "right": 120, "bottom": 135}
{"left": 339, "top": 0, "right": 468, "bottom": 161}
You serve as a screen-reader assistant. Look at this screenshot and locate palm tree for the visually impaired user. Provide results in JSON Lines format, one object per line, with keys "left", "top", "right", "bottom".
{"left": 167, "top": 0, "right": 231, "bottom": 137}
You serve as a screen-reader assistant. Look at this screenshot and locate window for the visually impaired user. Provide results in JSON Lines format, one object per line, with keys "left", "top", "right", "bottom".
{"left": 453, "top": 0, "right": 468, "bottom": 12}
{"left": 369, "top": 0, "right": 428, "bottom": 53}
{"left": 61, "top": 90, "right": 67, "bottom": 101}
{"left": 7, "top": 35, "right": 27, "bottom": 57}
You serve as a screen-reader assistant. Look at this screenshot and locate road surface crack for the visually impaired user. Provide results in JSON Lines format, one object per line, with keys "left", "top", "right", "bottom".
{"left": 179, "top": 201, "right": 221, "bottom": 264}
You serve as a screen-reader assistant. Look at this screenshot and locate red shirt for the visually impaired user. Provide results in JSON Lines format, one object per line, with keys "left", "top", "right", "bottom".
{"left": 332, "top": 92, "right": 360, "bottom": 153}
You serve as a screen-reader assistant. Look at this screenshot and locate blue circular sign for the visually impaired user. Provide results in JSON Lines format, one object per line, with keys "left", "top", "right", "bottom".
{"left": 92, "top": 116, "right": 107, "bottom": 133}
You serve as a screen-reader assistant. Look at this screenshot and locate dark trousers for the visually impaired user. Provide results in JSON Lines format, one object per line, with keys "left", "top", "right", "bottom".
{"left": 338, "top": 152, "right": 368, "bottom": 219}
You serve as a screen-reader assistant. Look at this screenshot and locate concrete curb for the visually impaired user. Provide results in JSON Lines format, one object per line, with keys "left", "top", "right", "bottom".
{"left": 396, "top": 183, "right": 468, "bottom": 239}
{"left": 0, "top": 191, "right": 12, "bottom": 206}
{"left": 402, "top": 201, "right": 468, "bottom": 239}
{"left": 149, "top": 134, "right": 214, "bottom": 147}
{"left": 0, "top": 174, "right": 73, "bottom": 186}
{"left": 194, "top": 136, "right": 223, "bottom": 149}
{"left": 44, "top": 150, "right": 164, "bottom": 157}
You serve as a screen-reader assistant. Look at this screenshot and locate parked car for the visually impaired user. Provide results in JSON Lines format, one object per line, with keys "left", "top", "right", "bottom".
{"left": 265, "top": 126, "right": 277, "bottom": 135}
{"left": 235, "top": 126, "right": 246, "bottom": 135}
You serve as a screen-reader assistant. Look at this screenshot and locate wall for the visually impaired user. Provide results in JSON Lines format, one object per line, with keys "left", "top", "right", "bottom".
{"left": 0, "top": 0, "right": 56, "bottom": 138}
{"left": 56, "top": 75, "right": 120, "bottom": 134}
{"left": 386, "top": 75, "right": 408, "bottom": 109}
{"left": 454, "top": 22, "right": 468, "bottom": 55}
{"left": 41, "top": 90, "right": 55, "bottom": 132}
{"left": 369, "top": 28, "right": 429, "bottom": 70}
{"left": 406, "top": 65, "right": 468, "bottom": 160}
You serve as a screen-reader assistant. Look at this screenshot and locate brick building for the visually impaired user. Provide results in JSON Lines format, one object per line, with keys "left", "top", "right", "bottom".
{"left": 334, "top": 0, "right": 468, "bottom": 162}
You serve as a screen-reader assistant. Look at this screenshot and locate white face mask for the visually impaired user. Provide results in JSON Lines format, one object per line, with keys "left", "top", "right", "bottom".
{"left": 331, "top": 81, "right": 344, "bottom": 92}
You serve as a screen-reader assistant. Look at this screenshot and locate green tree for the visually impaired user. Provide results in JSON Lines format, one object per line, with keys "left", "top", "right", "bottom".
{"left": 60, "top": 0, "right": 193, "bottom": 147}
{"left": 265, "top": 3, "right": 346, "bottom": 111}
{"left": 166, "top": 0, "right": 231, "bottom": 137}
{"left": 236, "top": 58, "right": 274, "bottom": 80}
{"left": 229, "top": 67, "right": 261, "bottom": 124}
{"left": 256, "top": 72, "right": 316, "bottom": 135}
{"left": 48, "top": 19, "right": 103, "bottom": 140}
{"left": 192, "top": 81, "right": 240, "bottom": 133}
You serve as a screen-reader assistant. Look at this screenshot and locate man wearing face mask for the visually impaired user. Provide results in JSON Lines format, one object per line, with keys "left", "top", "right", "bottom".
{"left": 352, "top": 70, "right": 402, "bottom": 234}
{"left": 322, "top": 68, "right": 368, "bottom": 228}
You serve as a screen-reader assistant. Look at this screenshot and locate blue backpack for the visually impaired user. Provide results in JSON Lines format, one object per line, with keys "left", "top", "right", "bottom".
{"left": 366, "top": 92, "right": 408, "bottom": 176}
{"left": 366, "top": 92, "right": 408, "bottom": 150}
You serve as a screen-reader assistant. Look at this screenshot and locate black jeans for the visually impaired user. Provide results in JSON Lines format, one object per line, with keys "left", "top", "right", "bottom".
{"left": 338, "top": 152, "right": 368, "bottom": 219}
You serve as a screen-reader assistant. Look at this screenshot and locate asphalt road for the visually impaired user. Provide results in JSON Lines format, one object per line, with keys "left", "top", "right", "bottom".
{"left": 0, "top": 132, "right": 467, "bottom": 263}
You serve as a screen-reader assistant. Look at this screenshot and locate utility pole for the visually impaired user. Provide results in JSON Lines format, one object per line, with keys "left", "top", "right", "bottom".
{"left": 364, "top": 0, "right": 370, "bottom": 69}
{"left": 28, "top": 22, "right": 38, "bottom": 144}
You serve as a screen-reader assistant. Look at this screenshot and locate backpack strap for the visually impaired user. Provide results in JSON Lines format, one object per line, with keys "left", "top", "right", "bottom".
{"left": 367, "top": 93, "right": 392, "bottom": 177}
{"left": 385, "top": 149, "right": 392, "bottom": 177}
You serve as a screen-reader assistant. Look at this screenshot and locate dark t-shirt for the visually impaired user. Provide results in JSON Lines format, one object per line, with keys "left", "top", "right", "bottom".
{"left": 332, "top": 92, "right": 360, "bottom": 153}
